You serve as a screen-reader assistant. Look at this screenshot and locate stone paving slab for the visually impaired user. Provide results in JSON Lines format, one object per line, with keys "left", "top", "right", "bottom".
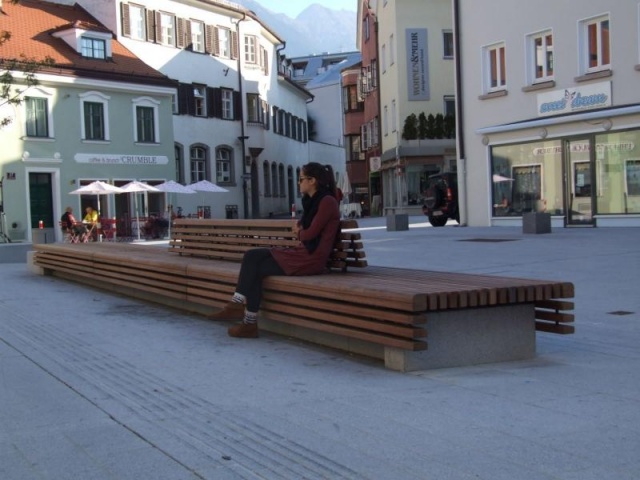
{"left": 1, "top": 218, "right": 639, "bottom": 479}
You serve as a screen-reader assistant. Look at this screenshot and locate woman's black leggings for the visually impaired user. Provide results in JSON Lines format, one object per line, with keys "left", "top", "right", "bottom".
{"left": 236, "top": 248, "right": 285, "bottom": 312}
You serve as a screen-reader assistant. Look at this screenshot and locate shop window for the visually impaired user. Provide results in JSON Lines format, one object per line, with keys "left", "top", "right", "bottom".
{"left": 490, "top": 140, "right": 564, "bottom": 217}
{"left": 596, "top": 130, "right": 640, "bottom": 214}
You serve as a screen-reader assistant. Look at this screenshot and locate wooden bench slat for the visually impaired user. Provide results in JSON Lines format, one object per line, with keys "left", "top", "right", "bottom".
{"left": 31, "top": 217, "right": 575, "bottom": 364}
{"left": 535, "top": 321, "right": 575, "bottom": 334}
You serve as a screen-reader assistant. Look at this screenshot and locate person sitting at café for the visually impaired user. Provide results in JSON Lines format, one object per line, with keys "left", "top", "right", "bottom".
{"left": 83, "top": 206, "right": 99, "bottom": 240}
{"left": 142, "top": 214, "right": 169, "bottom": 239}
{"left": 60, "top": 206, "right": 87, "bottom": 237}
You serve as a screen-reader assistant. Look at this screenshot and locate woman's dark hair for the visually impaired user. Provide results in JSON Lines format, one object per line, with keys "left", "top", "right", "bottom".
{"left": 302, "top": 162, "right": 337, "bottom": 197}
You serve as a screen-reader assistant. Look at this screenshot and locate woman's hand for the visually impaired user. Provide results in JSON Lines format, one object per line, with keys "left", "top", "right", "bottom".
{"left": 292, "top": 221, "right": 302, "bottom": 237}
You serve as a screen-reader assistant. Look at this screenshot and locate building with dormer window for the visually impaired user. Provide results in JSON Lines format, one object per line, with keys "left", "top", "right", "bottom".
{"left": 0, "top": 0, "right": 176, "bottom": 242}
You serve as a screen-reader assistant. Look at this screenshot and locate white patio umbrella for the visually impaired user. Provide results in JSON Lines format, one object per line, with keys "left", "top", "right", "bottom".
{"left": 120, "top": 181, "right": 160, "bottom": 241}
{"left": 338, "top": 171, "right": 352, "bottom": 203}
{"left": 155, "top": 180, "right": 196, "bottom": 238}
{"left": 492, "top": 174, "right": 514, "bottom": 183}
{"left": 69, "top": 180, "right": 123, "bottom": 218}
{"left": 188, "top": 180, "right": 229, "bottom": 217}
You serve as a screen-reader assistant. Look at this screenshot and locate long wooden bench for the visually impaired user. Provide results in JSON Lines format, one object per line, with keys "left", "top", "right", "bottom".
{"left": 28, "top": 218, "right": 575, "bottom": 371}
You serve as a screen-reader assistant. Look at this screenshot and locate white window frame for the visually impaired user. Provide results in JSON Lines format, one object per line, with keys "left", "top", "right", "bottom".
{"left": 483, "top": 41, "right": 507, "bottom": 92}
{"left": 443, "top": 30, "right": 453, "bottom": 59}
{"left": 216, "top": 147, "right": 232, "bottom": 183}
{"left": 23, "top": 87, "right": 54, "bottom": 139}
{"left": 247, "top": 93, "right": 261, "bottom": 123}
{"left": 383, "top": 105, "right": 389, "bottom": 136}
{"left": 193, "top": 85, "right": 206, "bottom": 117}
{"left": 527, "top": 30, "right": 554, "bottom": 83}
{"left": 190, "top": 145, "right": 207, "bottom": 182}
{"left": 132, "top": 96, "right": 160, "bottom": 144}
{"left": 381, "top": 44, "right": 387, "bottom": 73}
{"left": 129, "top": 4, "right": 146, "bottom": 41}
{"left": 159, "top": 12, "right": 176, "bottom": 46}
{"left": 444, "top": 95, "right": 455, "bottom": 117}
{"left": 80, "top": 37, "right": 106, "bottom": 59}
{"left": 221, "top": 89, "right": 233, "bottom": 120}
{"left": 79, "top": 91, "right": 110, "bottom": 142}
{"left": 391, "top": 99, "right": 397, "bottom": 133}
{"left": 579, "top": 14, "right": 610, "bottom": 74}
{"left": 218, "top": 27, "right": 231, "bottom": 58}
{"left": 190, "top": 20, "right": 204, "bottom": 53}
{"left": 244, "top": 35, "right": 257, "bottom": 64}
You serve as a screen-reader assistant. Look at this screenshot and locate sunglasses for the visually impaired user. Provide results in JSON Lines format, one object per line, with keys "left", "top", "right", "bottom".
{"left": 298, "top": 176, "right": 313, "bottom": 183}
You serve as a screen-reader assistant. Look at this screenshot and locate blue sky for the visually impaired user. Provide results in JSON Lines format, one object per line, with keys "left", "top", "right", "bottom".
{"left": 256, "top": 0, "right": 357, "bottom": 18}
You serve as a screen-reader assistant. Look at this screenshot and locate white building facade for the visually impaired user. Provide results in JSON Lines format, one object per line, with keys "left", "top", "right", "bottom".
{"left": 69, "top": 0, "right": 314, "bottom": 219}
{"left": 456, "top": 0, "right": 640, "bottom": 227}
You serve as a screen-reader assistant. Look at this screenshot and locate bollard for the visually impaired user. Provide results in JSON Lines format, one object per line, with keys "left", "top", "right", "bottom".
{"left": 291, "top": 203, "right": 296, "bottom": 218}
{"left": 38, "top": 220, "right": 44, "bottom": 229}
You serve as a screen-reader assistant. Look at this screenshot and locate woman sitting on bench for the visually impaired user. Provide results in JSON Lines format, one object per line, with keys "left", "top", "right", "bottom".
{"left": 210, "top": 162, "right": 341, "bottom": 338}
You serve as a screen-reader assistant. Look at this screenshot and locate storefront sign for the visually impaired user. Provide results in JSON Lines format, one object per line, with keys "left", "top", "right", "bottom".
{"left": 370, "top": 156, "right": 381, "bottom": 172}
{"left": 405, "top": 28, "right": 429, "bottom": 101}
{"left": 533, "top": 142, "right": 635, "bottom": 156}
{"left": 537, "top": 81, "right": 611, "bottom": 117}
{"left": 74, "top": 153, "right": 169, "bottom": 165}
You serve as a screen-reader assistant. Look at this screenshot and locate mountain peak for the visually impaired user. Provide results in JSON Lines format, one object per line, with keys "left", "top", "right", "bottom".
{"left": 234, "top": 0, "right": 357, "bottom": 56}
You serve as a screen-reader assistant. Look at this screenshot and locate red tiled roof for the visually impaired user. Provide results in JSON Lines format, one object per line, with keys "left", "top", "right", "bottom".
{"left": 0, "top": 0, "right": 174, "bottom": 86}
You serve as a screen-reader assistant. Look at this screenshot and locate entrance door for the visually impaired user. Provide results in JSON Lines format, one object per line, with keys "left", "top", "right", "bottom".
{"left": 564, "top": 137, "right": 595, "bottom": 226}
{"left": 29, "top": 172, "right": 54, "bottom": 228}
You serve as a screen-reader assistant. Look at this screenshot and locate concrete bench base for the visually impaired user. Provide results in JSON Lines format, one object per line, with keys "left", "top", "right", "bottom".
{"left": 385, "top": 304, "right": 535, "bottom": 371}
{"left": 262, "top": 304, "right": 535, "bottom": 372}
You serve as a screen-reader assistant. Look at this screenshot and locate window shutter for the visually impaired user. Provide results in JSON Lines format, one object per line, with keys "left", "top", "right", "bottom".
{"left": 213, "top": 27, "right": 220, "bottom": 56}
{"left": 233, "top": 91, "right": 242, "bottom": 120}
{"left": 263, "top": 48, "right": 269, "bottom": 75}
{"left": 121, "top": 3, "right": 131, "bottom": 37}
{"left": 205, "top": 25, "right": 214, "bottom": 54}
{"left": 207, "top": 87, "right": 218, "bottom": 118}
{"left": 177, "top": 18, "right": 187, "bottom": 49}
{"left": 230, "top": 31, "right": 238, "bottom": 59}
{"left": 178, "top": 83, "right": 194, "bottom": 115}
{"left": 154, "top": 11, "right": 162, "bottom": 43}
{"left": 146, "top": 9, "right": 156, "bottom": 42}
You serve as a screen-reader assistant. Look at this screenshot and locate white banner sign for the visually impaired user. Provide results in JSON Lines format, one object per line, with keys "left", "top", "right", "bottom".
{"left": 405, "top": 28, "right": 429, "bottom": 101}
{"left": 537, "top": 81, "right": 611, "bottom": 117}
{"left": 75, "top": 153, "right": 169, "bottom": 165}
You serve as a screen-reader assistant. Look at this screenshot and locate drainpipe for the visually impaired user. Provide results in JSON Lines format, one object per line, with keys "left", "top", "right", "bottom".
{"left": 234, "top": 13, "right": 249, "bottom": 218}
{"left": 453, "top": 0, "right": 468, "bottom": 226}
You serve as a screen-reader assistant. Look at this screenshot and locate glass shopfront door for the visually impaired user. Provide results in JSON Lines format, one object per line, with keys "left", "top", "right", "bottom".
{"left": 564, "top": 137, "right": 595, "bottom": 226}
